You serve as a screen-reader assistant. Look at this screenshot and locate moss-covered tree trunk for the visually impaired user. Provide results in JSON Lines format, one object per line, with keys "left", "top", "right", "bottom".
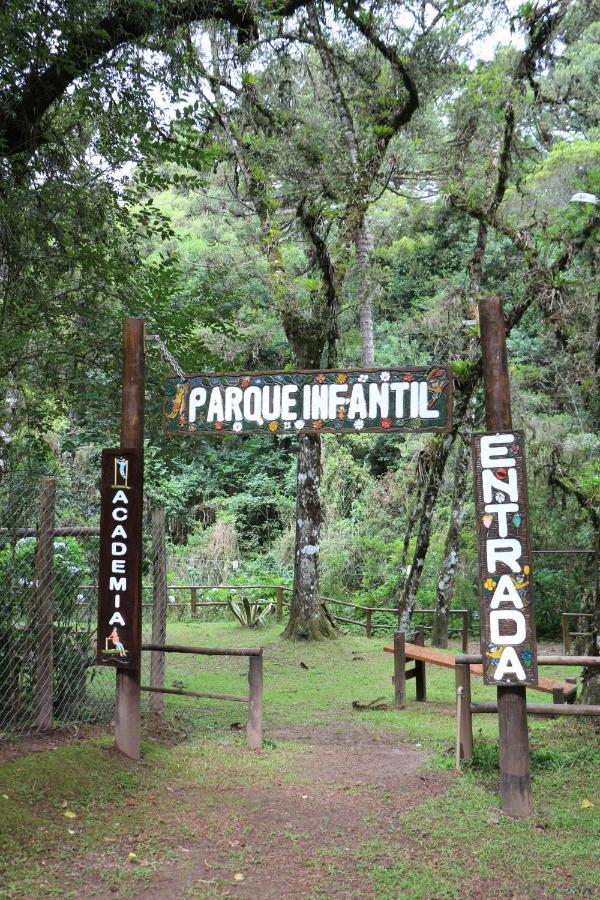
{"left": 282, "top": 432, "right": 335, "bottom": 640}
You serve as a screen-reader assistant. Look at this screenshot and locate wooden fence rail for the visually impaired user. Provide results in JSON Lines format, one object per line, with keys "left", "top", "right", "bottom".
{"left": 562, "top": 612, "right": 594, "bottom": 654}
{"left": 455, "top": 654, "right": 600, "bottom": 766}
{"left": 140, "top": 643, "right": 263, "bottom": 750}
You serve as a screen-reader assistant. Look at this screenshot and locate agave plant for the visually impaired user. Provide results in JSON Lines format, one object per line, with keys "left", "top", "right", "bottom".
{"left": 228, "top": 594, "right": 274, "bottom": 627}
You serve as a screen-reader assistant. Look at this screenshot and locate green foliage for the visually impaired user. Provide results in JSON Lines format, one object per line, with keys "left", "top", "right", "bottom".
{"left": 228, "top": 594, "right": 274, "bottom": 627}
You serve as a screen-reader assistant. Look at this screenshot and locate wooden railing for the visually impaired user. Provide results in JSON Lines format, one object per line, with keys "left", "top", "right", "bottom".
{"left": 155, "top": 583, "right": 470, "bottom": 646}
{"left": 140, "top": 643, "right": 263, "bottom": 750}
{"left": 562, "top": 612, "right": 594, "bottom": 654}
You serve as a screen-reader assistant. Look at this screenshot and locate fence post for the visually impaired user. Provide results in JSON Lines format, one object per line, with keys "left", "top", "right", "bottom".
{"left": 247, "top": 652, "right": 263, "bottom": 750}
{"left": 455, "top": 662, "right": 473, "bottom": 762}
{"left": 190, "top": 586, "right": 197, "bottom": 618}
{"left": 461, "top": 612, "right": 469, "bottom": 654}
{"left": 149, "top": 508, "right": 167, "bottom": 716}
{"left": 414, "top": 626, "right": 426, "bottom": 702}
{"left": 562, "top": 614, "right": 570, "bottom": 654}
{"left": 393, "top": 631, "right": 406, "bottom": 707}
{"left": 276, "top": 587, "right": 283, "bottom": 622}
{"left": 35, "top": 477, "right": 56, "bottom": 732}
{"left": 366, "top": 608, "right": 372, "bottom": 639}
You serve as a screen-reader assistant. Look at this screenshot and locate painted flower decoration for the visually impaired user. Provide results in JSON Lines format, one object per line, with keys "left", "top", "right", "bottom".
{"left": 294, "top": 419, "right": 305, "bottom": 430}
{"left": 215, "top": 422, "right": 223, "bottom": 430}
{"left": 337, "top": 407, "right": 346, "bottom": 420}
{"left": 354, "top": 419, "right": 364, "bottom": 430}
{"left": 240, "top": 377, "right": 251, "bottom": 389}
{"left": 380, "top": 417, "right": 392, "bottom": 429}
{"left": 358, "top": 373, "right": 369, "bottom": 383}
{"left": 483, "top": 577, "right": 497, "bottom": 592}
{"left": 268, "top": 421, "right": 279, "bottom": 432}
{"left": 284, "top": 422, "right": 292, "bottom": 430}
{"left": 189, "top": 423, "right": 197, "bottom": 433}
{"left": 315, "top": 373, "right": 326, "bottom": 384}
{"left": 232, "top": 422, "right": 242, "bottom": 433}
{"left": 403, "top": 372, "right": 415, "bottom": 382}
{"left": 335, "top": 373, "right": 348, "bottom": 384}
{"left": 380, "top": 371, "right": 390, "bottom": 382}
{"left": 312, "top": 419, "right": 323, "bottom": 430}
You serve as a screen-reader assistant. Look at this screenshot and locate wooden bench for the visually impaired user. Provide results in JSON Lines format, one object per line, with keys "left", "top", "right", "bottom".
{"left": 385, "top": 632, "right": 577, "bottom": 707}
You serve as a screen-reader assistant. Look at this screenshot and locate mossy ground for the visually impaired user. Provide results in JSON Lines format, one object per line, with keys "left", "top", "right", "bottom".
{"left": 0, "top": 622, "right": 598, "bottom": 898}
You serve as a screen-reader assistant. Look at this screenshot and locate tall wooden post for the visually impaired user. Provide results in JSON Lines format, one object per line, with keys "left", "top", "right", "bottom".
{"left": 479, "top": 296, "right": 533, "bottom": 817}
{"left": 393, "top": 631, "right": 406, "bottom": 708}
{"left": 247, "top": 652, "right": 264, "bottom": 750}
{"left": 35, "top": 477, "right": 56, "bottom": 731}
{"left": 116, "top": 318, "right": 144, "bottom": 759}
{"left": 150, "top": 508, "right": 167, "bottom": 716}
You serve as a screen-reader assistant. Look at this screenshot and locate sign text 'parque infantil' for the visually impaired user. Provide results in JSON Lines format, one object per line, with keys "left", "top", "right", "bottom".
{"left": 97, "top": 449, "right": 142, "bottom": 669}
{"left": 472, "top": 432, "right": 538, "bottom": 686}
{"left": 164, "top": 367, "right": 452, "bottom": 436}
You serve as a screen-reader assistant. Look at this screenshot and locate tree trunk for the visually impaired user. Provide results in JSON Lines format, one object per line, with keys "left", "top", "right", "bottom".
{"left": 431, "top": 393, "right": 477, "bottom": 647}
{"left": 581, "top": 529, "right": 600, "bottom": 704}
{"left": 356, "top": 220, "right": 375, "bottom": 367}
{"left": 282, "top": 433, "right": 336, "bottom": 640}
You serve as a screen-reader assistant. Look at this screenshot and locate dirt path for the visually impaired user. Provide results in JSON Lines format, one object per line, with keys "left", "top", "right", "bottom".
{"left": 70, "top": 724, "right": 453, "bottom": 899}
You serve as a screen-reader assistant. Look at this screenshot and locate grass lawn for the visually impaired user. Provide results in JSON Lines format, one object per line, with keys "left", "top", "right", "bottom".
{"left": 0, "top": 621, "right": 598, "bottom": 898}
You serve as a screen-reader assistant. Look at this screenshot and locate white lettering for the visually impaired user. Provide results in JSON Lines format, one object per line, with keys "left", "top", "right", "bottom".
{"left": 486, "top": 538, "right": 522, "bottom": 574}
{"left": 347, "top": 384, "right": 367, "bottom": 420}
{"left": 243, "top": 386, "right": 262, "bottom": 423}
{"left": 390, "top": 383, "right": 409, "bottom": 417}
{"left": 302, "top": 385, "right": 311, "bottom": 420}
{"left": 311, "top": 384, "right": 329, "bottom": 420}
{"left": 206, "top": 386, "right": 225, "bottom": 423}
{"left": 493, "top": 646, "right": 527, "bottom": 681}
{"left": 188, "top": 387, "right": 207, "bottom": 423}
{"left": 409, "top": 381, "right": 420, "bottom": 418}
{"left": 112, "top": 507, "right": 128, "bottom": 521}
{"left": 111, "top": 541, "right": 127, "bottom": 557}
{"left": 368, "top": 383, "right": 389, "bottom": 419}
{"left": 111, "top": 560, "right": 126, "bottom": 574}
{"left": 328, "top": 384, "right": 348, "bottom": 420}
{"left": 262, "top": 385, "right": 281, "bottom": 421}
{"left": 482, "top": 467, "right": 518, "bottom": 503}
{"left": 112, "top": 490, "right": 129, "bottom": 505}
{"left": 111, "top": 524, "right": 127, "bottom": 539}
{"left": 281, "top": 385, "right": 298, "bottom": 421}
{"left": 480, "top": 433, "right": 516, "bottom": 469}
{"left": 490, "top": 574, "right": 524, "bottom": 609}
{"left": 224, "top": 387, "right": 243, "bottom": 421}
{"left": 108, "top": 612, "right": 126, "bottom": 626}
{"left": 109, "top": 577, "right": 126, "bottom": 591}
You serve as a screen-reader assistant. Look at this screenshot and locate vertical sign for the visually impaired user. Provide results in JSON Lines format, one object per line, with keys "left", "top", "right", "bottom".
{"left": 472, "top": 431, "right": 537, "bottom": 686}
{"left": 97, "top": 449, "right": 142, "bottom": 669}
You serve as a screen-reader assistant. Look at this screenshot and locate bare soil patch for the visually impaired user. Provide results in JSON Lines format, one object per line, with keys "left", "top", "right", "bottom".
{"left": 71, "top": 723, "right": 453, "bottom": 899}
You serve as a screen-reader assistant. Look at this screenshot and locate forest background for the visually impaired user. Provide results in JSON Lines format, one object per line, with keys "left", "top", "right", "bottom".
{"left": 0, "top": 1, "right": 598, "bottom": 675}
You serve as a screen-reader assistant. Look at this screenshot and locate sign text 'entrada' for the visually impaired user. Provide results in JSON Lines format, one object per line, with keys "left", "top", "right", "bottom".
{"left": 164, "top": 367, "right": 452, "bottom": 436}
{"left": 472, "top": 431, "right": 537, "bottom": 686}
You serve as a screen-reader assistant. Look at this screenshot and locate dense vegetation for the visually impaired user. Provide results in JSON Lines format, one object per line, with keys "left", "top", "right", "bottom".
{"left": 1, "top": 3, "right": 598, "bottom": 684}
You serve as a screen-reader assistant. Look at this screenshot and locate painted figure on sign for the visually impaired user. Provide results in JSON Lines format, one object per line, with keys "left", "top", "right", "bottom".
{"left": 108, "top": 627, "right": 126, "bottom": 657}
{"left": 167, "top": 381, "right": 189, "bottom": 422}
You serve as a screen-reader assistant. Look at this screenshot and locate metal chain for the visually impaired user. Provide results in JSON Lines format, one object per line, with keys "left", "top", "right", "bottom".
{"left": 146, "top": 334, "right": 186, "bottom": 378}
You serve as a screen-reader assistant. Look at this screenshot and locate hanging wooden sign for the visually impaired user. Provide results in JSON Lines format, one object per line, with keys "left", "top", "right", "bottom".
{"left": 472, "top": 431, "right": 538, "bottom": 686}
{"left": 163, "top": 366, "right": 452, "bottom": 436}
{"left": 96, "top": 449, "right": 143, "bottom": 669}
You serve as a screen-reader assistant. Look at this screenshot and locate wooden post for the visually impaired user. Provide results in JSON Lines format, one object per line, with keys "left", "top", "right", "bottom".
{"left": 461, "top": 611, "right": 469, "bottom": 654}
{"left": 393, "top": 631, "right": 406, "bottom": 708}
{"left": 116, "top": 318, "right": 144, "bottom": 760}
{"left": 190, "top": 586, "right": 198, "bottom": 617}
{"left": 150, "top": 508, "right": 167, "bottom": 716}
{"left": 562, "top": 614, "right": 570, "bottom": 654}
{"left": 366, "top": 608, "right": 372, "bottom": 639}
{"left": 35, "top": 477, "right": 56, "bottom": 731}
{"left": 247, "top": 651, "right": 263, "bottom": 750}
{"left": 455, "top": 662, "right": 473, "bottom": 762}
{"left": 276, "top": 587, "right": 283, "bottom": 622}
{"left": 479, "top": 295, "right": 532, "bottom": 818}
{"left": 414, "top": 626, "right": 426, "bottom": 702}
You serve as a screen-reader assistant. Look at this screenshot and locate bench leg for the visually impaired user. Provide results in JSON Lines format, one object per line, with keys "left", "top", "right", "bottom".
{"left": 414, "top": 627, "right": 426, "bottom": 702}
